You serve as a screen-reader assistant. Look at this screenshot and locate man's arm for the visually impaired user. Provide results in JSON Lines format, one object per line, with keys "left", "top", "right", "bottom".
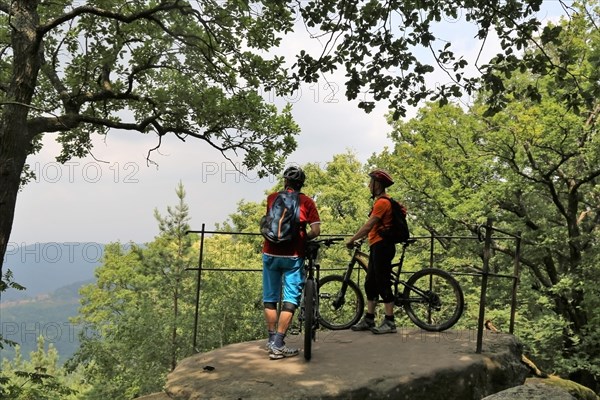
{"left": 347, "top": 216, "right": 380, "bottom": 246}
{"left": 307, "top": 222, "right": 321, "bottom": 240}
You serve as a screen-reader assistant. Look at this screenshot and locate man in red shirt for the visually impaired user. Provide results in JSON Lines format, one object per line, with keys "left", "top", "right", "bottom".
{"left": 346, "top": 169, "right": 397, "bottom": 334}
{"left": 262, "top": 166, "right": 321, "bottom": 359}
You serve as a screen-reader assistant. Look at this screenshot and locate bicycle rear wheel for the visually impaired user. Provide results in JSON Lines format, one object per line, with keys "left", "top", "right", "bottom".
{"left": 303, "top": 278, "right": 315, "bottom": 361}
{"left": 318, "top": 275, "right": 364, "bottom": 330}
{"left": 403, "top": 268, "right": 464, "bottom": 332}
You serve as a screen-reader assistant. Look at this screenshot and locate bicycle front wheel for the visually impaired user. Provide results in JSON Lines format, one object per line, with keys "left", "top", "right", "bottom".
{"left": 403, "top": 268, "right": 464, "bottom": 332}
{"left": 318, "top": 275, "right": 364, "bottom": 330}
{"left": 303, "top": 278, "right": 315, "bottom": 361}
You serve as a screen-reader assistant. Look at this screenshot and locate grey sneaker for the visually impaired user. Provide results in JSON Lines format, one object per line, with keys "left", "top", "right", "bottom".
{"left": 351, "top": 317, "right": 375, "bottom": 331}
{"left": 371, "top": 319, "right": 397, "bottom": 334}
{"left": 264, "top": 340, "right": 274, "bottom": 351}
{"left": 269, "top": 344, "right": 299, "bottom": 360}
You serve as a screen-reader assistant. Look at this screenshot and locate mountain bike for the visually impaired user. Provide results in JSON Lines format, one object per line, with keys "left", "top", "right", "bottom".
{"left": 297, "top": 237, "right": 343, "bottom": 361}
{"left": 318, "top": 238, "right": 464, "bottom": 332}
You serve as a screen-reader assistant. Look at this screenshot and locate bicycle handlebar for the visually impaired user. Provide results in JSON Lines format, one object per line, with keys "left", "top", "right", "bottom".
{"left": 349, "top": 237, "right": 416, "bottom": 249}
{"left": 310, "top": 237, "right": 417, "bottom": 250}
{"left": 309, "top": 237, "right": 345, "bottom": 247}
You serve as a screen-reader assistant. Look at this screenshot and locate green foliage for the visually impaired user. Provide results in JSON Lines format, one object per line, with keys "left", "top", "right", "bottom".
{"left": 293, "top": 0, "right": 590, "bottom": 117}
{"left": 0, "top": 289, "right": 83, "bottom": 362}
{"left": 69, "top": 183, "right": 271, "bottom": 398}
{"left": 369, "top": 9, "right": 600, "bottom": 384}
{"left": 0, "top": 2, "right": 303, "bottom": 283}
{"left": 6, "top": 139, "right": 595, "bottom": 396}
{"left": 0, "top": 269, "right": 26, "bottom": 350}
{"left": 302, "top": 153, "right": 372, "bottom": 235}
{"left": 0, "top": 337, "right": 88, "bottom": 400}
{"left": 193, "top": 234, "right": 264, "bottom": 351}
{"left": 3, "top": 3, "right": 598, "bottom": 397}
{"left": 70, "top": 243, "right": 160, "bottom": 399}
{"left": 0, "top": 1, "right": 302, "bottom": 176}
{"left": 70, "top": 183, "right": 202, "bottom": 398}
{"left": 5, "top": 3, "right": 600, "bottom": 393}
{"left": 0, "top": 269, "right": 26, "bottom": 295}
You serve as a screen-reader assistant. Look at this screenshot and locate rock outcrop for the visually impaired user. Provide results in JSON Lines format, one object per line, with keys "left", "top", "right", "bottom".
{"left": 483, "top": 376, "right": 600, "bottom": 400}
{"left": 482, "top": 380, "right": 577, "bottom": 399}
{"left": 152, "top": 329, "right": 528, "bottom": 399}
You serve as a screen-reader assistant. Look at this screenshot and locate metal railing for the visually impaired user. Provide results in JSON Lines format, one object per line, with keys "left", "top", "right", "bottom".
{"left": 186, "top": 219, "right": 521, "bottom": 354}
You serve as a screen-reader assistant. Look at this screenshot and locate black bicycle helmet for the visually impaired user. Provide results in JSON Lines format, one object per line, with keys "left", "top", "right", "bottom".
{"left": 283, "top": 166, "right": 306, "bottom": 185}
{"left": 368, "top": 169, "right": 394, "bottom": 187}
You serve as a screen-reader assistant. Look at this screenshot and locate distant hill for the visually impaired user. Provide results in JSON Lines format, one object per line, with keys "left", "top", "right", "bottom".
{"left": 2, "top": 242, "right": 103, "bottom": 301}
{"left": 0, "top": 279, "right": 93, "bottom": 364}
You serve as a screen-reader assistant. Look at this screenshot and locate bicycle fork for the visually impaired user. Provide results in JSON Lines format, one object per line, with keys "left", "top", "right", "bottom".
{"left": 331, "top": 259, "right": 357, "bottom": 310}
{"left": 295, "top": 270, "right": 319, "bottom": 336}
{"left": 291, "top": 283, "right": 308, "bottom": 335}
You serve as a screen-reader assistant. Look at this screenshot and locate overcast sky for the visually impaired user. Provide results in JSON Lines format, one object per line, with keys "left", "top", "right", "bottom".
{"left": 8, "top": 2, "right": 567, "bottom": 251}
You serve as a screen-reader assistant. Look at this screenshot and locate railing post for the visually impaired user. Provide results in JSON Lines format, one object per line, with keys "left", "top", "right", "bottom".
{"left": 429, "top": 233, "right": 434, "bottom": 268}
{"left": 476, "top": 217, "right": 493, "bottom": 353}
{"left": 509, "top": 232, "right": 521, "bottom": 334}
{"left": 192, "top": 223, "right": 206, "bottom": 352}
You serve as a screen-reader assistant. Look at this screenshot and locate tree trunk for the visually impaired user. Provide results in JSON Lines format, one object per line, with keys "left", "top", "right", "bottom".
{"left": 171, "top": 284, "right": 179, "bottom": 371}
{"left": 0, "top": 125, "right": 30, "bottom": 280}
{"left": 0, "top": 1, "right": 43, "bottom": 284}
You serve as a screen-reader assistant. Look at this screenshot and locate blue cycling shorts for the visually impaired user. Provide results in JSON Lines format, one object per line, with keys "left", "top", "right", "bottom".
{"left": 262, "top": 254, "right": 304, "bottom": 306}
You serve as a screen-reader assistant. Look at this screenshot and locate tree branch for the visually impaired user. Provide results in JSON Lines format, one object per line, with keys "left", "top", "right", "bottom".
{"left": 40, "top": 54, "right": 78, "bottom": 114}
{"left": 573, "top": 169, "right": 600, "bottom": 192}
{"left": 522, "top": 141, "right": 569, "bottom": 219}
{"left": 26, "top": 113, "right": 159, "bottom": 136}
{"left": 38, "top": 1, "right": 190, "bottom": 36}
{"left": 492, "top": 243, "right": 553, "bottom": 288}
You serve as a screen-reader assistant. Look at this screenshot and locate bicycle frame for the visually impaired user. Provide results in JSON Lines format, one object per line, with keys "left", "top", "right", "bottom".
{"left": 336, "top": 239, "right": 413, "bottom": 306}
{"left": 358, "top": 240, "right": 436, "bottom": 305}
{"left": 318, "top": 238, "right": 464, "bottom": 332}
{"left": 302, "top": 242, "right": 320, "bottom": 332}
{"left": 330, "top": 247, "right": 367, "bottom": 310}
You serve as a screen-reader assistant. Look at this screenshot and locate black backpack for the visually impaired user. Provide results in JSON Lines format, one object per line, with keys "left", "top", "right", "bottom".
{"left": 378, "top": 197, "right": 410, "bottom": 244}
{"left": 260, "top": 190, "right": 300, "bottom": 244}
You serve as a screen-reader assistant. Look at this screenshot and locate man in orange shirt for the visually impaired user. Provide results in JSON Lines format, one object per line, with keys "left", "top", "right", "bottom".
{"left": 346, "top": 169, "right": 397, "bottom": 334}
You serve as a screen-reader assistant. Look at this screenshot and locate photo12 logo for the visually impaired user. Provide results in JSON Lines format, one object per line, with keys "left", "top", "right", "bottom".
{"left": 259, "top": 82, "right": 341, "bottom": 105}
{"left": 200, "top": 162, "right": 279, "bottom": 184}
{"left": 1, "top": 322, "right": 78, "bottom": 344}
{"left": 3, "top": 242, "right": 104, "bottom": 264}
{"left": 0, "top": 322, "right": 112, "bottom": 344}
{"left": 30, "top": 161, "right": 140, "bottom": 184}
{"left": 199, "top": 161, "right": 324, "bottom": 184}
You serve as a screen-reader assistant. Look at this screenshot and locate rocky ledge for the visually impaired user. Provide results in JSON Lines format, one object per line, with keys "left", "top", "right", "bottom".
{"left": 155, "top": 329, "right": 529, "bottom": 399}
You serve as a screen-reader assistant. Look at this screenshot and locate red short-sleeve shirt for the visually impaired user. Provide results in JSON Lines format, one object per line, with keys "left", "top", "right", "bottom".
{"left": 262, "top": 190, "right": 321, "bottom": 258}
